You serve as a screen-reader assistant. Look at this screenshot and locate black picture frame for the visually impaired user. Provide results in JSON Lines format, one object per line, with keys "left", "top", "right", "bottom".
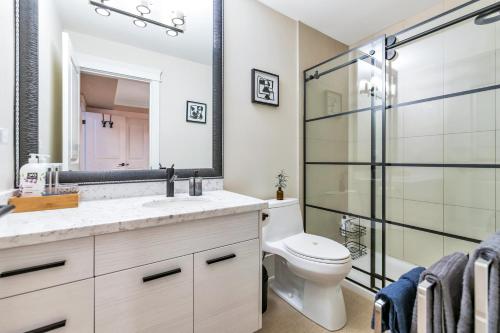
{"left": 251, "top": 68, "right": 279, "bottom": 107}
{"left": 14, "top": 0, "right": 224, "bottom": 185}
{"left": 186, "top": 101, "right": 207, "bottom": 124}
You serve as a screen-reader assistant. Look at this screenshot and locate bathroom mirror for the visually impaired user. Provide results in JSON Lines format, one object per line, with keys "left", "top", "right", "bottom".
{"left": 14, "top": 0, "right": 223, "bottom": 185}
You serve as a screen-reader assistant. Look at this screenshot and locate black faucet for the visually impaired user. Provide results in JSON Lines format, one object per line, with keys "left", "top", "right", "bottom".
{"left": 0, "top": 205, "right": 15, "bottom": 219}
{"left": 160, "top": 164, "right": 177, "bottom": 197}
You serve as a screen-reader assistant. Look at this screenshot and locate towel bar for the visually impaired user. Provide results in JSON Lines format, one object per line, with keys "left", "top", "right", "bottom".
{"left": 417, "top": 279, "right": 434, "bottom": 333}
{"left": 474, "top": 257, "right": 492, "bottom": 333}
{"left": 373, "top": 299, "right": 385, "bottom": 333}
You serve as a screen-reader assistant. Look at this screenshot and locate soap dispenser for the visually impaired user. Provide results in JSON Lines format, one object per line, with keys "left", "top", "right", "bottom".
{"left": 189, "top": 171, "right": 196, "bottom": 196}
{"left": 194, "top": 171, "right": 203, "bottom": 196}
{"left": 19, "top": 154, "right": 50, "bottom": 197}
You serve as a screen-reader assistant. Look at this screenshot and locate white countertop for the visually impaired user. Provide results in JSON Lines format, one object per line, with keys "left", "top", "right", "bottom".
{"left": 0, "top": 191, "right": 267, "bottom": 250}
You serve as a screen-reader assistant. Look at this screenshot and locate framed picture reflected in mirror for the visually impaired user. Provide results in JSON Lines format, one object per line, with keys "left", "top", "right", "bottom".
{"left": 186, "top": 101, "right": 207, "bottom": 124}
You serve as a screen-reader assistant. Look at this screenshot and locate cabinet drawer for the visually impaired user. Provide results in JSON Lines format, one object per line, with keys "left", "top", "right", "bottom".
{"left": 0, "top": 279, "right": 94, "bottom": 333}
{"left": 95, "top": 254, "right": 193, "bottom": 333}
{"left": 0, "top": 237, "right": 93, "bottom": 299}
{"left": 194, "top": 239, "right": 260, "bottom": 333}
{"left": 95, "top": 211, "right": 258, "bottom": 275}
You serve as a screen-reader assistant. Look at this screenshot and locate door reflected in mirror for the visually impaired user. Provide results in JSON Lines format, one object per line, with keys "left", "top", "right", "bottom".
{"left": 80, "top": 73, "right": 150, "bottom": 171}
{"left": 39, "top": 0, "right": 213, "bottom": 171}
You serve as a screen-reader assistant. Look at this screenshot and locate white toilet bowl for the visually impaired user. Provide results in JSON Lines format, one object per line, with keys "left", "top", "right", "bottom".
{"left": 263, "top": 199, "right": 352, "bottom": 331}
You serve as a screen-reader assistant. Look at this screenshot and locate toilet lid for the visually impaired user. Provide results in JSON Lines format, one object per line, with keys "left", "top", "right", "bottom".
{"left": 284, "top": 233, "right": 350, "bottom": 262}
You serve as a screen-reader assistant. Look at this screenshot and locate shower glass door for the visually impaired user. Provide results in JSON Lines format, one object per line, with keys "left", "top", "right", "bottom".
{"left": 304, "top": 0, "right": 500, "bottom": 292}
{"left": 383, "top": 0, "right": 500, "bottom": 282}
{"left": 304, "top": 38, "right": 386, "bottom": 291}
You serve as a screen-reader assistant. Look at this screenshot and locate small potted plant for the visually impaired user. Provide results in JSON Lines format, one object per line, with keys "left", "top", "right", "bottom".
{"left": 275, "top": 170, "right": 288, "bottom": 200}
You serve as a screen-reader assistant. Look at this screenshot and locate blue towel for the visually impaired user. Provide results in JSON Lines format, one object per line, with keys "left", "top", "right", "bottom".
{"left": 371, "top": 267, "right": 425, "bottom": 333}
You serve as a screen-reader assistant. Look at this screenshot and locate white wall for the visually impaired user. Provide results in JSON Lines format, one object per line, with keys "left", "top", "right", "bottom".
{"left": 224, "top": 0, "right": 299, "bottom": 199}
{"left": 66, "top": 32, "right": 213, "bottom": 170}
{"left": 0, "top": 0, "right": 14, "bottom": 191}
{"left": 38, "top": 0, "right": 63, "bottom": 163}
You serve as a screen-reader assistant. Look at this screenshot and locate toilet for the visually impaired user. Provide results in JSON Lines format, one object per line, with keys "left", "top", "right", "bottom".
{"left": 263, "top": 198, "right": 352, "bottom": 331}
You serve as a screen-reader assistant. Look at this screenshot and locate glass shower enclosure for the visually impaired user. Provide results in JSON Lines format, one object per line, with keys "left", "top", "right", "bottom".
{"left": 304, "top": 0, "right": 500, "bottom": 291}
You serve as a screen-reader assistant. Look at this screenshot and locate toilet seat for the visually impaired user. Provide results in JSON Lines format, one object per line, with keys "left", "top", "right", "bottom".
{"left": 283, "top": 233, "right": 351, "bottom": 264}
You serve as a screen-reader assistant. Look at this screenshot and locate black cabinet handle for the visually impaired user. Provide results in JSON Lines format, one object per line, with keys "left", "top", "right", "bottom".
{"left": 143, "top": 267, "right": 181, "bottom": 283}
{"left": 0, "top": 260, "right": 66, "bottom": 278}
{"left": 25, "top": 320, "right": 66, "bottom": 333}
{"left": 206, "top": 253, "right": 236, "bottom": 265}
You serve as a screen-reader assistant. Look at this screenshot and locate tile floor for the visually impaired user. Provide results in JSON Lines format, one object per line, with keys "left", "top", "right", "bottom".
{"left": 258, "top": 287, "right": 374, "bottom": 333}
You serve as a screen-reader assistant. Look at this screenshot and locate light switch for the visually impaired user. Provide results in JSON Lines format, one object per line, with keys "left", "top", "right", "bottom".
{"left": 0, "top": 128, "right": 8, "bottom": 144}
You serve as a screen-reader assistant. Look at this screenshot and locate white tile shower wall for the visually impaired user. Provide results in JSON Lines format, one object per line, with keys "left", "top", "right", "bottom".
{"left": 384, "top": 166, "right": 499, "bottom": 267}
{"left": 79, "top": 179, "right": 224, "bottom": 201}
{"left": 347, "top": 165, "right": 371, "bottom": 217}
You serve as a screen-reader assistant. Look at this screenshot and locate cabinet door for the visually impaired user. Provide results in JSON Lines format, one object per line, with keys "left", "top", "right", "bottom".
{"left": 95, "top": 254, "right": 193, "bottom": 333}
{"left": 0, "top": 279, "right": 94, "bottom": 333}
{"left": 194, "top": 239, "right": 260, "bottom": 333}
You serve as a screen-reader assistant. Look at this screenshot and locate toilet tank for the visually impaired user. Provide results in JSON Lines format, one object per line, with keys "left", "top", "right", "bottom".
{"left": 263, "top": 198, "right": 304, "bottom": 243}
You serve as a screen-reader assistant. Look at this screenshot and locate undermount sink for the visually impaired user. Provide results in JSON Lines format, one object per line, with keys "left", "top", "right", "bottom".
{"left": 142, "top": 196, "right": 212, "bottom": 208}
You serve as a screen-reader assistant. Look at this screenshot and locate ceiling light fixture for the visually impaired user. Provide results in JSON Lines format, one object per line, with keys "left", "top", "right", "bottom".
{"left": 166, "top": 29, "right": 178, "bottom": 37}
{"left": 95, "top": 7, "right": 111, "bottom": 16}
{"left": 136, "top": 4, "right": 151, "bottom": 15}
{"left": 171, "top": 11, "right": 185, "bottom": 26}
{"left": 133, "top": 19, "right": 147, "bottom": 28}
{"left": 94, "top": 0, "right": 110, "bottom": 16}
{"left": 90, "top": 0, "right": 185, "bottom": 38}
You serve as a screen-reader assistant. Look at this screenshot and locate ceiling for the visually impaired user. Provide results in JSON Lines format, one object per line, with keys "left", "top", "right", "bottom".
{"left": 81, "top": 73, "right": 149, "bottom": 113}
{"left": 257, "top": 0, "right": 441, "bottom": 45}
{"left": 52, "top": 0, "right": 213, "bottom": 65}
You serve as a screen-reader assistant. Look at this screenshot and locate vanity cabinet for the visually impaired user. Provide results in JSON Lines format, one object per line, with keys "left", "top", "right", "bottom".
{"left": 0, "top": 210, "right": 262, "bottom": 333}
{"left": 95, "top": 254, "right": 194, "bottom": 333}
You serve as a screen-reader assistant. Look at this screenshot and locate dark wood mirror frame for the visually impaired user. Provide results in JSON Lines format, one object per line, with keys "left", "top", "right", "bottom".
{"left": 14, "top": 0, "right": 223, "bottom": 186}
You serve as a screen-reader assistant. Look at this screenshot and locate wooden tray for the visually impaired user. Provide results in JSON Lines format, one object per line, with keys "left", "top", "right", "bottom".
{"left": 8, "top": 193, "right": 79, "bottom": 213}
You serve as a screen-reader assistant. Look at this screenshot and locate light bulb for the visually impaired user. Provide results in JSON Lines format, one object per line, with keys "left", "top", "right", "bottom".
{"left": 95, "top": 7, "right": 110, "bottom": 16}
{"left": 166, "top": 29, "right": 178, "bottom": 37}
{"left": 133, "top": 19, "right": 147, "bottom": 28}
{"left": 136, "top": 5, "right": 151, "bottom": 15}
{"left": 172, "top": 17, "right": 184, "bottom": 25}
